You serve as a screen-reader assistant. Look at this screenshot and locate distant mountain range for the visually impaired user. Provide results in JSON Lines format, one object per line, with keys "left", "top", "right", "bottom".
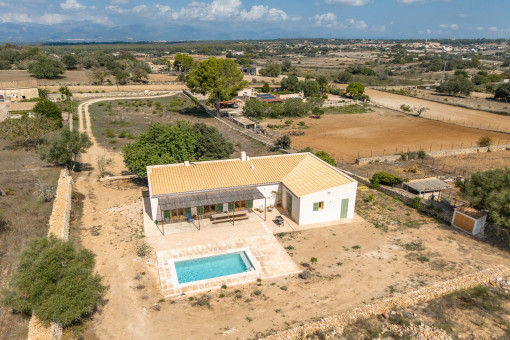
{"left": 0, "top": 22, "right": 301, "bottom": 43}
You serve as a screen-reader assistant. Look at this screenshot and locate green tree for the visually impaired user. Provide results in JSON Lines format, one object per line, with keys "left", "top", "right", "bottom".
{"left": 281, "top": 60, "right": 292, "bottom": 72}
{"left": 33, "top": 99, "right": 63, "bottom": 127}
{"left": 283, "top": 98, "right": 309, "bottom": 117}
{"left": 472, "top": 73, "right": 488, "bottom": 85}
{"left": 261, "top": 82, "right": 271, "bottom": 93}
{"left": 454, "top": 70, "right": 469, "bottom": 78}
{"left": 123, "top": 121, "right": 234, "bottom": 179}
{"left": 243, "top": 98, "right": 269, "bottom": 118}
{"left": 62, "top": 53, "right": 79, "bottom": 70}
{"left": 299, "top": 80, "right": 320, "bottom": 97}
{"left": 336, "top": 71, "right": 352, "bottom": 84}
{"left": 173, "top": 53, "right": 196, "bottom": 72}
{"left": 112, "top": 68, "right": 130, "bottom": 85}
{"left": 186, "top": 57, "right": 247, "bottom": 103}
{"left": 371, "top": 171, "right": 403, "bottom": 187}
{"left": 460, "top": 168, "right": 510, "bottom": 229}
{"left": 0, "top": 59, "right": 11, "bottom": 70}
{"left": 316, "top": 75, "right": 328, "bottom": 94}
{"left": 1, "top": 236, "right": 106, "bottom": 327}
{"left": 314, "top": 150, "right": 336, "bottom": 166}
{"left": 345, "top": 82, "right": 365, "bottom": 100}
{"left": 0, "top": 114, "right": 59, "bottom": 147}
{"left": 259, "top": 61, "right": 281, "bottom": 77}
{"left": 436, "top": 76, "right": 475, "bottom": 96}
{"left": 28, "top": 58, "right": 65, "bottom": 79}
{"left": 494, "top": 83, "right": 510, "bottom": 102}
{"left": 312, "top": 107, "right": 325, "bottom": 119}
{"left": 275, "top": 135, "right": 291, "bottom": 149}
{"left": 36, "top": 128, "right": 92, "bottom": 170}
{"left": 131, "top": 65, "right": 149, "bottom": 82}
{"left": 59, "top": 86, "right": 72, "bottom": 100}
{"left": 281, "top": 75, "right": 300, "bottom": 92}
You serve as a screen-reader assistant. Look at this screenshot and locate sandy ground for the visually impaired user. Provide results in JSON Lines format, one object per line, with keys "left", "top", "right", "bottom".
{"left": 264, "top": 107, "right": 510, "bottom": 163}
{"left": 65, "top": 94, "right": 510, "bottom": 339}
{"left": 366, "top": 89, "right": 510, "bottom": 132}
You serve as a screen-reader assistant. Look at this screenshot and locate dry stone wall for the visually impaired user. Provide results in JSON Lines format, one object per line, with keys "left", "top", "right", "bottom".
{"left": 27, "top": 169, "right": 73, "bottom": 340}
{"left": 357, "top": 145, "right": 510, "bottom": 165}
{"left": 263, "top": 265, "right": 509, "bottom": 340}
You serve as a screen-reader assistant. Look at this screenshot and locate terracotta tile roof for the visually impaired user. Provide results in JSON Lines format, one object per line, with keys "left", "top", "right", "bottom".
{"left": 148, "top": 153, "right": 353, "bottom": 197}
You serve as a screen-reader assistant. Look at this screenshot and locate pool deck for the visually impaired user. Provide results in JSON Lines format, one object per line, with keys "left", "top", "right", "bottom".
{"left": 150, "top": 220, "right": 301, "bottom": 297}
{"left": 143, "top": 196, "right": 362, "bottom": 297}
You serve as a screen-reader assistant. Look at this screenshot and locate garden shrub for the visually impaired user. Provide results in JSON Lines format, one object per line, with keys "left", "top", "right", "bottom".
{"left": 372, "top": 172, "right": 403, "bottom": 187}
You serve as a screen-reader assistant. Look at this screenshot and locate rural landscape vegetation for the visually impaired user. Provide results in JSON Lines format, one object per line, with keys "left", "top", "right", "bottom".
{"left": 0, "top": 1, "right": 510, "bottom": 339}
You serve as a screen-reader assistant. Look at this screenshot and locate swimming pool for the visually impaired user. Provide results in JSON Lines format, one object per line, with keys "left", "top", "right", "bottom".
{"left": 174, "top": 251, "right": 255, "bottom": 284}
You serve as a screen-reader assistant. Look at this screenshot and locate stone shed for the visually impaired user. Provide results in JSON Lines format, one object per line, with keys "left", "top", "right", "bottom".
{"left": 403, "top": 177, "right": 451, "bottom": 200}
{"left": 451, "top": 206, "right": 486, "bottom": 235}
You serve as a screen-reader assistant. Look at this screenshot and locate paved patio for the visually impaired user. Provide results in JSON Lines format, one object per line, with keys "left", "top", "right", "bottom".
{"left": 142, "top": 196, "right": 362, "bottom": 297}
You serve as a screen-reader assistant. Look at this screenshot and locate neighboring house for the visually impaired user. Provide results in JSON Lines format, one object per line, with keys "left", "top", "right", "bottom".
{"left": 0, "top": 80, "right": 38, "bottom": 102}
{"left": 146, "top": 62, "right": 168, "bottom": 73}
{"left": 256, "top": 93, "right": 283, "bottom": 104}
{"left": 232, "top": 116, "right": 256, "bottom": 130}
{"left": 147, "top": 152, "right": 357, "bottom": 226}
{"left": 241, "top": 67, "right": 261, "bottom": 76}
{"left": 403, "top": 178, "right": 451, "bottom": 200}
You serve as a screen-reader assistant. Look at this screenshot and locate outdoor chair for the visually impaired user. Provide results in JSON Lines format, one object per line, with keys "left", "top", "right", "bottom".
{"left": 275, "top": 216, "right": 284, "bottom": 227}
{"left": 186, "top": 213, "right": 194, "bottom": 223}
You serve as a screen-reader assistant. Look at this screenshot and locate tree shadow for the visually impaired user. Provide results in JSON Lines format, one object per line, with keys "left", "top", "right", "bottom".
{"left": 177, "top": 107, "right": 210, "bottom": 119}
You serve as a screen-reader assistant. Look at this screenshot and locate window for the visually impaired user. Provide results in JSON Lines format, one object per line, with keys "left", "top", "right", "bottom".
{"left": 171, "top": 208, "right": 185, "bottom": 218}
{"left": 203, "top": 204, "right": 216, "bottom": 213}
{"left": 235, "top": 200, "right": 247, "bottom": 210}
{"left": 313, "top": 201, "right": 324, "bottom": 211}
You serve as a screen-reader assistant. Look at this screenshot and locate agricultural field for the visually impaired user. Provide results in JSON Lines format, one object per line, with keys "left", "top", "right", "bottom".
{"left": 0, "top": 140, "right": 60, "bottom": 339}
{"left": 262, "top": 106, "right": 509, "bottom": 163}
{"left": 88, "top": 93, "right": 278, "bottom": 157}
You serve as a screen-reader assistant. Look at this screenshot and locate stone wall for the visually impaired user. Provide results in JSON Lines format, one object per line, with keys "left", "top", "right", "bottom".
{"left": 72, "top": 90, "right": 171, "bottom": 100}
{"left": 356, "top": 145, "right": 510, "bottom": 165}
{"left": 263, "top": 265, "right": 509, "bottom": 340}
{"left": 27, "top": 169, "right": 73, "bottom": 340}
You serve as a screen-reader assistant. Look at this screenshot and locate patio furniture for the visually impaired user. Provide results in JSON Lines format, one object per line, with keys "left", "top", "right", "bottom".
{"left": 186, "top": 213, "right": 194, "bottom": 223}
{"left": 210, "top": 210, "right": 249, "bottom": 224}
{"left": 275, "top": 215, "right": 284, "bottom": 227}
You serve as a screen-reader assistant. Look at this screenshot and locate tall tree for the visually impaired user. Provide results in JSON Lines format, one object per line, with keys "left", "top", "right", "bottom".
{"left": 33, "top": 99, "right": 63, "bottom": 127}
{"left": 1, "top": 236, "right": 106, "bottom": 327}
{"left": 28, "top": 58, "right": 65, "bottom": 79}
{"left": 494, "top": 83, "right": 510, "bottom": 102}
{"left": 316, "top": 75, "right": 328, "bottom": 94}
{"left": 186, "top": 57, "right": 247, "bottom": 103}
{"left": 259, "top": 61, "right": 281, "bottom": 77}
{"left": 62, "top": 53, "right": 79, "bottom": 70}
{"left": 36, "top": 128, "right": 92, "bottom": 170}
{"left": 173, "top": 53, "right": 196, "bottom": 72}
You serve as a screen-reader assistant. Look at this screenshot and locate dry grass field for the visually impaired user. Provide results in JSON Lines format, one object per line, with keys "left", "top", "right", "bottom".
{"left": 0, "top": 141, "right": 60, "bottom": 339}
{"left": 263, "top": 107, "right": 510, "bottom": 163}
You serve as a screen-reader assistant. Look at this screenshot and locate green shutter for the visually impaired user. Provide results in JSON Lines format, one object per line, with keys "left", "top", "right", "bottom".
{"left": 228, "top": 202, "right": 234, "bottom": 211}
{"left": 184, "top": 207, "right": 191, "bottom": 217}
{"left": 313, "top": 202, "right": 319, "bottom": 211}
{"left": 340, "top": 199, "right": 349, "bottom": 218}
{"left": 247, "top": 200, "right": 253, "bottom": 209}
{"left": 198, "top": 206, "right": 204, "bottom": 215}
{"left": 164, "top": 210, "right": 171, "bottom": 220}
{"left": 216, "top": 204, "right": 223, "bottom": 213}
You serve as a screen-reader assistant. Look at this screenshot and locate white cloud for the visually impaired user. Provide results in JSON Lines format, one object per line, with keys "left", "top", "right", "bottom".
{"left": 459, "top": 13, "right": 468, "bottom": 18}
{"left": 0, "top": 2, "right": 7, "bottom": 7}
{"left": 440, "top": 23, "right": 458, "bottom": 30}
{"left": 398, "top": 0, "right": 425, "bottom": 3}
{"left": 239, "top": 5, "right": 288, "bottom": 22}
{"left": 60, "top": 0, "right": 86, "bottom": 10}
{"left": 488, "top": 26, "right": 498, "bottom": 31}
{"left": 111, "top": 0, "right": 130, "bottom": 4}
{"left": 132, "top": 5, "right": 147, "bottom": 13}
{"left": 314, "top": 13, "right": 337, "bottom": 27}
{"left": 372, "top": 25, "right": 386, "bottom": 32}
{"left": 325, "top": 0, "right": 372, "bottom": 5}
{"left": 341, "top": 18, "right": 367, "bottom": 30}
{"left": 0, "top": 12, "right": 33, "bottom": 23}
{"left": 477, "top": 26, "right": 483, "bottom": 31}
{"left": 39, "top": 13, "right": 69, "bottom": 24}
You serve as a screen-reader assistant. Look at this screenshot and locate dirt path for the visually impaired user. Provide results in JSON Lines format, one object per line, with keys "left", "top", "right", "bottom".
{"left": 366, "top": 89, "right": 510, "bottom": 133}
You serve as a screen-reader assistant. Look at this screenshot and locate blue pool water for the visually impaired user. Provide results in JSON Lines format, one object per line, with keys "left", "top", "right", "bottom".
{"left": 175, "top": 251, "right": 254, "bottom": 284}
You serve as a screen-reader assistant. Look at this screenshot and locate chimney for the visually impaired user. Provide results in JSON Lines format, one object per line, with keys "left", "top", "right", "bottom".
{"left": 184, "top": 161, "right": 190, "bottom": 166}
{"left": 241, "top": 151, "right": 247, "bottom": 161}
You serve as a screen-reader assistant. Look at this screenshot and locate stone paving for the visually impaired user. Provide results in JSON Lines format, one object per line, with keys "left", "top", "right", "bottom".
{"left": 153, "top": 219, "right": 301, "bottom": 297}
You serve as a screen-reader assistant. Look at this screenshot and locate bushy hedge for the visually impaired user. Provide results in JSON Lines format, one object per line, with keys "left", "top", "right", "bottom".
{"left": 371, "top": 171, "right": 403, "bottom": 187}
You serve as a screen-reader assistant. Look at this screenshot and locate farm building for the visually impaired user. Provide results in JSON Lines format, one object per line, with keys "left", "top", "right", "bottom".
{"left": 256, "top": 93, "right": 283, "bottom": 103}
{"left": 0, "top": 81, "right": 38, "bottom": 102}
{"left": 451, "top": 207, "right": 486, "bottom": 235}
{"left": 403, "top": 178, "right": 451, "bottom": 199}
{"left": 232, "top": 116, "right": 256, "bottom": 130}
{"left": 241, "top": 67, "right": 261, "bottom": 76}
{"left": 45, "top": 93, "right": 64, "bottom": 102}
{"left": 147, "top": 152, "right": 357, "bottom": 227}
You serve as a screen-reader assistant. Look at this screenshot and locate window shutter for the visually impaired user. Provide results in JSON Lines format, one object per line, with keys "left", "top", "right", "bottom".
{"left": 184, "top": 207, "right": 191, "bottom": 216}
{"left": 216, "top": 204, "right": 223, "bottom": 213}
{"left": 228, "top": 202, "right": 234, "bottom": 211}
{"left": 313, "top": 202, "right": 319, "bottom": 211}
{"left": 198, "top": 206, "right": 204, "bottom": 215}
{"left": 164, "top": 210, "right": 170, "bottom": 220}
{"left": 247, "top": 200, "right": 253, "bottom": 209}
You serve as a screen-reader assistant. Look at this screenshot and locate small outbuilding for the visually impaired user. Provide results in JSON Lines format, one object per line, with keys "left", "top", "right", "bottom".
{"left": 232, "top": 116, "right": 256, "bottom": 130}
{"left": 451, "top": 207, "right": 486, "bottom": 235}
{"left": 403, "top": 178, "right": 451, "bottom": 199}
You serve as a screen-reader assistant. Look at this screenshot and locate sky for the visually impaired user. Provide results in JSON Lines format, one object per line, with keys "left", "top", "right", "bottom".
{"left": 0, "top": 0, "right": 509, "bottom": 41}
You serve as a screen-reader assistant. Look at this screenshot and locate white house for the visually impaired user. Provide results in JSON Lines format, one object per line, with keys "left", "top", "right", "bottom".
{"left": 147, "top": 152, "right": 357, "bottom": 226}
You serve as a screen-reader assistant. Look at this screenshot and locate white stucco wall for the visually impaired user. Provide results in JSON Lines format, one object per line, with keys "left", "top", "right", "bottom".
{"left": 151, "top": 197, "right": 159, "bottom": 221}
{"left": 281, "top": 185, "right": 300, "bottom": 223}
{"left": 253, "top": 183, "right": 280, "bottom": 210}
{"left": 297, "top": 181, "right": 357, "bottom": 226}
